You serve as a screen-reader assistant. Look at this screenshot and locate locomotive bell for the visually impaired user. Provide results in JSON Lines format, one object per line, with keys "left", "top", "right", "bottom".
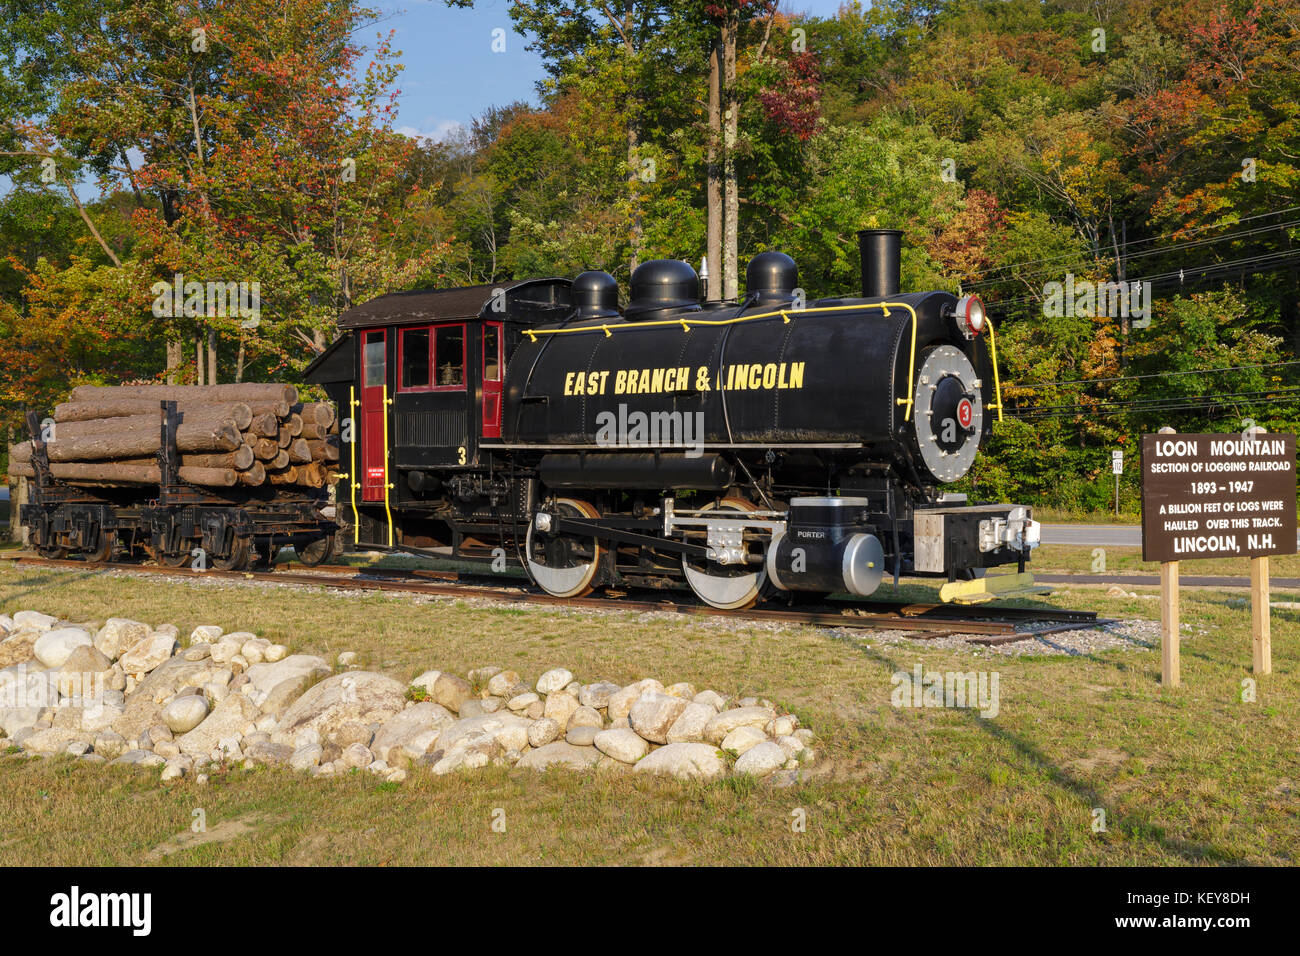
{"left": 572, "top": 270, "right": 621, "bottom": 318}
{"left": 623, "top": 259, "right": 701, "bottom": 320}
{"left": 745, "top": 251, "right": 799, "bottom": 302}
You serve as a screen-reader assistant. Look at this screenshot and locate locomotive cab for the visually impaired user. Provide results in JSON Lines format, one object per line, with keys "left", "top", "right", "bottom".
{"left": 305, "top": 279, "right": 571, "bottom": 550}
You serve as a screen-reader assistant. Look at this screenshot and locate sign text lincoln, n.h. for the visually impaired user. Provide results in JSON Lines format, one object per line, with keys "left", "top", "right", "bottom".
{"left": 1140, "top": 433, "right": 1297, "bottom": 563}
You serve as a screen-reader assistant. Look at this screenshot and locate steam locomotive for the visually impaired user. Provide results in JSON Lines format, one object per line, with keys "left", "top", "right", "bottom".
{"left": 304, "top": 229, "right": 1041, "bottom": 607}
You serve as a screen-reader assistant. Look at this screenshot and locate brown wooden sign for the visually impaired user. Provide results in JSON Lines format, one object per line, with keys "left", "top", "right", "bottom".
{"left": 1140, "top": 433, "right": 1297, "bottom": 563}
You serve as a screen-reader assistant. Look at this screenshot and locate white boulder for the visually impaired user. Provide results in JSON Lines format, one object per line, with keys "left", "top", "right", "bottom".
{"left": 33, "top": 627, "right": 94, "bottom": 668}
{"left": 704, "top": 706, "right": 772, "bottom": 744}
{"left": 734, "top": 741, "right": 786, "bottom": 777}
{"left": 369, "top": 701, "right": 456, "bottom": 765}
{"left": 515, "top": 741, "right": 601, "bottom": 772}
{"left": 162, "top": 695, "right": 210, "bottom": 734}
{"left": 275, "top": 672, "right": 406, "bottom": 741}
{"left": 634, "top": 742, "right": 726, "bottom": 782}
{"left": 118, "top": 632, "right": 179, "bottom": 675}
{"left": 628, "top": 692, "right": 688, "bottom": 744}
{"left": 593, "top": 728, "right": 649, "bottom": 764}
{"left": 536, "top": 668, "right": 574, "bottom": 695}
{"left": 14, "top": 611, "right": 59, "bottom": 631}
{"left": 94, "top": 619, "right": 150, "bottom": 659}
{"left": 720, "top": 725, "right": 767, "bottom": 756}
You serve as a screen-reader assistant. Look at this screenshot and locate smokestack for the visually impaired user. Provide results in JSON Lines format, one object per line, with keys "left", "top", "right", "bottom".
{"left": 858, "top": 229, "right": 902, "bottom": 298}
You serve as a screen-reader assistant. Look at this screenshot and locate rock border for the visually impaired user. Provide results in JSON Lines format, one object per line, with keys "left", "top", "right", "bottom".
{"left": 0, "top": 609, "right": 818, "bottom": 786}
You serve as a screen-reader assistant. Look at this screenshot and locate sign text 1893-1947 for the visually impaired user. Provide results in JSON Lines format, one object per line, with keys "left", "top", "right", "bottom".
{"left": 1140, "top": 433, "right": 1297, "bottom": 563}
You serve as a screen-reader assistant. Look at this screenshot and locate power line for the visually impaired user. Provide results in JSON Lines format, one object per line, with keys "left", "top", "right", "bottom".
{"left": 982, "top": 247, "right": 1300, "bottom": 312}
{"left": 1007, "top": 388, "right": 1300, "bottom": 421}
{"left": 1015, "top": 387, "right": 1300, "bottom": 415}
{"left": 961, "top": 205, "right": 1300, "bottom": 284}
{"left": 967, "top": 217, "right": 1300, "bottom": 290}
{"left": 1012, "top": 360, "right": 1300, "bottom": 390}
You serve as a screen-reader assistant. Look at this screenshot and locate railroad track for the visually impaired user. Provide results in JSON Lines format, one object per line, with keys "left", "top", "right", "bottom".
{"left": 1, "top": 551, "right": 1107, "bottom": 643}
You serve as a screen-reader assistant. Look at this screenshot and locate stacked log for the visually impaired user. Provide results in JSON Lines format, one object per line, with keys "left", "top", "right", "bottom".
{"left": 7, "top": 385, "right": 340, "bottom": 490}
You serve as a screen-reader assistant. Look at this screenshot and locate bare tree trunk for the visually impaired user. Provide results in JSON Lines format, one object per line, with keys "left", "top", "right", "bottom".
{"left": 722, "top": 16, "right": 740, "bottom": 301}
{"left": 706, "top": 41, "right": 723, "bottom": 302}
{"left": 14, "top": 476, "right": 29, "bottom": 544}
{"left": 166, "top": 340, "right": 184, "bottom": 384}
{"left": 207, "top": 328, "right": 218, "bottom": 385}
{"left": 235, "top": 335, "right": 246, "bottom": 383}
{"left": 195, "top": 334, "right": 205, "bottom": 386}
{"left": 623, "top": 2, "right": 642, "bottom": 270}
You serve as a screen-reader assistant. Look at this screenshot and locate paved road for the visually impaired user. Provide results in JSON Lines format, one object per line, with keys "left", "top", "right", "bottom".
{"left": 1042, "top": 523, "right": 1300, "bottom": 548}
{"left": 1041, "top": 524, "right": 1141, "bottom": 546}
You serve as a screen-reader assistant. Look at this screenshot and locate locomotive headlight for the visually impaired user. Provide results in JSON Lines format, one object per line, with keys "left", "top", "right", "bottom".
{"left": 953, "top": 295, "right": 986, "bottom": 339}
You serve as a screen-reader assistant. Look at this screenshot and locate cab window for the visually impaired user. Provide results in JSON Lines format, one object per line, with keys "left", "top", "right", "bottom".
{"left": 434, "top": 325, "right": 465, "bottom": 388}
{"left": 483, "top": 324, "right": 501, "bottom": 381}
{"left": 397, "top": 324, "right": 465, "bottom": 392}
{"left": 400, "top": 327, "right": 430, "bottom": 390}
{"left": 363, "top": 332, "right": 386, "bottom": 387}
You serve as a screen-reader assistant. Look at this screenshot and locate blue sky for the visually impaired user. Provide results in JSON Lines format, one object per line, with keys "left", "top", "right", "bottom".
{"left": 380, "top": 0, "right": 856, "bottom": 142}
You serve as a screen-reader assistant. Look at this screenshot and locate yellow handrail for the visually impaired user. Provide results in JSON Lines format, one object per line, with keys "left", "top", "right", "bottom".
{"left": 524, "top": 301, "right": 922, "bottom": 421}
{"left": 524, "top": 301, "right": 883, "bottom": 340}
{"left": 895, "top": 303, "right": 918, "bottom": 421}
{"left": 986, "top": 319, "right": 1004, "bottom": 423}
{"left": 382, "top": 385, "right": 394, "bottom": 547}
{"left": 349, "top": 388, "right": 359, "bottom": 545}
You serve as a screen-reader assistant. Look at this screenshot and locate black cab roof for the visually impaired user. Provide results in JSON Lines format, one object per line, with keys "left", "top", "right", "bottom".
{"left": 336, "top": 278, "right": 571, "bottom": 330}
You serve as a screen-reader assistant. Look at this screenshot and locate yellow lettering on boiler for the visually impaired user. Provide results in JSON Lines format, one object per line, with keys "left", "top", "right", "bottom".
{"left": 563, "top": 361, "right": 808, "bottom": 395}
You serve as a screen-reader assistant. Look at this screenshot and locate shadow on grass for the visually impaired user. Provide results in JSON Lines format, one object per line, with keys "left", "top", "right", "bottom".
{"left": 837, "top": 638, "right": 1249, "bottom": 865}
{"left": 0, "top": 570, "right": 106, "bottom": 608}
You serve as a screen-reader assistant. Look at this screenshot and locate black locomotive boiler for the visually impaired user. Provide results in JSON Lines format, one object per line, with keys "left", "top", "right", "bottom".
{"left": 306, "top": 229, "right": 1041, "bottom": 608}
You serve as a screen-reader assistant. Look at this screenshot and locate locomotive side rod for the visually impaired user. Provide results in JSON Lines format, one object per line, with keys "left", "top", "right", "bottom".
{"left": 549, "top": 515, "right": 712, "bottom": 559}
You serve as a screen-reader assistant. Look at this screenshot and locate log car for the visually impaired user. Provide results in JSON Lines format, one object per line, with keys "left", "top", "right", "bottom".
{"left": 17, "top": 404, "right": 338, "bottom": 570}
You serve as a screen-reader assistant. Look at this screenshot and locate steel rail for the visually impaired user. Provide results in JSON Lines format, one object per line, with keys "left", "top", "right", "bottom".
{"left": 1, "top": 552, "right": 1104, "bottom": 639}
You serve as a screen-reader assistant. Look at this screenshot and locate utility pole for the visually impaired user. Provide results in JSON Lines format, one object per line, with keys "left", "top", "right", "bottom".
{"left": 1115, "top": 218, "right": 1127, "bottom": 369}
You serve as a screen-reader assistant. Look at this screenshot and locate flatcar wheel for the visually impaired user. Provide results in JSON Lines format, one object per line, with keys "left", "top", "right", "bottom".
{"left": 296, "top": 536, "right": 334, "bottom": 567}
{"left": 83, "top": 530, "right": 116, "bottom": 564}
{"left": 525, "top": 498, "right": 602, "bottom": 598}
{"left": 681, "top": 497, "right": 767, "bottom": 611}
{"left": 153, "top": 550, "right": 192, "bottom": 569}
{"left": 212, "top": 536, "right": 253, "bottom": 572}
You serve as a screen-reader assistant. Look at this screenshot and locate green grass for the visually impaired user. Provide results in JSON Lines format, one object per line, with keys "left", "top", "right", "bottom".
{"left": 1032, "top": 507, "right": 1142, "bottom": 525}
{"left": 1, "top": 560, "right": 1297, "bottom": 865}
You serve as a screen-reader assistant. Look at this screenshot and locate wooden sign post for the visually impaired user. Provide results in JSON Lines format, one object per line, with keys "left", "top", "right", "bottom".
{"left": 1141, "top": 432, "right": 1296, "bottom": 687}
{"left": 1160, "top": 561, "right": 1179, "bottom": 687}
{"left": 1251, "top": 555, "right": 1271, "bottom": 675}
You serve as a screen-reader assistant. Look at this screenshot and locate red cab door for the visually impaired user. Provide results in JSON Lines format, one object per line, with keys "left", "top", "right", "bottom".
{"left": 360, "top": 329, "right": 388, "bottom": 501}
{"left": 481, "top": 322, "right": 503, "bottom": 439}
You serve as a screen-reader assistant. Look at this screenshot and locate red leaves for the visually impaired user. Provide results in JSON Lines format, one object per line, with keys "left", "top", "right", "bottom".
{"left": 757, "top": 52, "right": 821, "bottom": 141}
{"left": 927, "top": 189, "right": 1006, "bottom": 281}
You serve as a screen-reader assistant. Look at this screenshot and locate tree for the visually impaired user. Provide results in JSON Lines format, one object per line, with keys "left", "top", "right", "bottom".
{"left": 0, "top": 0, "right": 442, "bottom": 404}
